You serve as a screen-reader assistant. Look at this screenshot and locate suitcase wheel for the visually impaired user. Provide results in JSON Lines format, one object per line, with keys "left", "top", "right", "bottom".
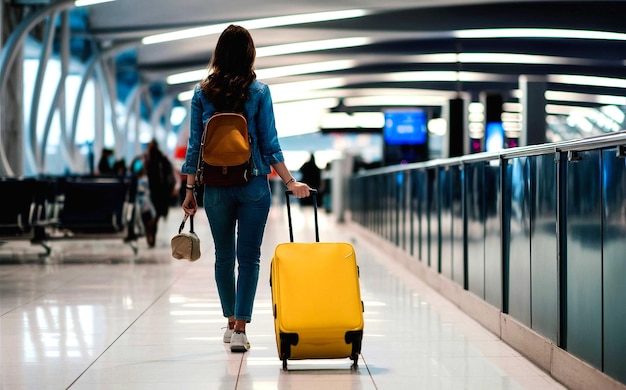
{"left": 281, "top": 355, "right": 288, "bottom": 371}
{"left": 351, "top": 353, "right": 359, "bottom": 370}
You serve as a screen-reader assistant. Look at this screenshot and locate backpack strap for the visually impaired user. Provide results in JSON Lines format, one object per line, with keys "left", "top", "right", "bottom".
{"left": 195, "top": 121, "right": 209, "bottom": 185}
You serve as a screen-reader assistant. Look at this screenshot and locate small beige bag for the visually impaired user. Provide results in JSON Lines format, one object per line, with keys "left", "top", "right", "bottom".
{"left": 171, "top": 214, "right": 201, "bottom": 261}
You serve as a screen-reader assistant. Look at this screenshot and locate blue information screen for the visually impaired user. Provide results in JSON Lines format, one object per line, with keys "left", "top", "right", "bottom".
{"left": 383, "top": 110, "right": 427, "bottom": 145}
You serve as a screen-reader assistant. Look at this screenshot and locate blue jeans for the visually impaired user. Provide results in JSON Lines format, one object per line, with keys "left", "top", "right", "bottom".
{"left": 203, "top": 175, "right": 271, "bottom": 322}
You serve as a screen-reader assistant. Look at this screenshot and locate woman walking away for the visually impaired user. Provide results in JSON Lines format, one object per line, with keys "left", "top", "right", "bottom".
{"left": 180, "top": 25, "right": 311, "bottom": 353}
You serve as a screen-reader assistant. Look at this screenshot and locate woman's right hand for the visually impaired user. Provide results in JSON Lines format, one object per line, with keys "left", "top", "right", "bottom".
{"left": 182, "top": 190, "right": 198, "bottom": 215}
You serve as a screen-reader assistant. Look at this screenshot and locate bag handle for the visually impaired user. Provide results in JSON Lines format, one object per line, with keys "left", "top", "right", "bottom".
{"left": 285, "top": 189, "right": 318, "bottom": 243}
{"left": 179, "top": 213, "right": 195, "bottom": 234}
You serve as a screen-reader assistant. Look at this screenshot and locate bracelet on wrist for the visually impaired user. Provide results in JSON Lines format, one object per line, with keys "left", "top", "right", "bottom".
{"left": 185, "top": 185, "right": 195, "bottom": 190}
{"left": 284, "top": 177, "right": 295, "bottom": 186}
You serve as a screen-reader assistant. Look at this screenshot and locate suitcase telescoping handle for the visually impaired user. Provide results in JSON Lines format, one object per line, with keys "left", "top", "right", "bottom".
{"left": 285, "top": 189, "right": 319, "bottom": 243}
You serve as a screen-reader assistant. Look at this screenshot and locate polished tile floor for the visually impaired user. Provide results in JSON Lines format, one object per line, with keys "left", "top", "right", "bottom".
{"left": 0, "top": 203, "right": 567, "bottom": 390}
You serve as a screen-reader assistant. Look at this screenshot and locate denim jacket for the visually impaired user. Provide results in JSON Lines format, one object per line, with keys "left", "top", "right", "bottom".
{"left": 181, "top": 80, "right": 285, "bottom": 177}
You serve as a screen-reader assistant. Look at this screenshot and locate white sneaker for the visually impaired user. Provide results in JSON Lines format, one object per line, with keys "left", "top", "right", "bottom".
{"left": 230, "top": 331, "right": 250, "bottom": 352}
{"left": 223, "top": 328, "right": 234, "bottom": 343}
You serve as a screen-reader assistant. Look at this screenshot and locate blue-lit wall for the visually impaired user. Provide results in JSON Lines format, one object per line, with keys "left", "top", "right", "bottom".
{"left": 350, "top": 139, "right": 626, "bottom": 386}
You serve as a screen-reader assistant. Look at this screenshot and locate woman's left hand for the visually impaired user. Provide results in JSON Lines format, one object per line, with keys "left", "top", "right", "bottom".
{"left": 288, "top": 181, "right": 311, "bottom": 198}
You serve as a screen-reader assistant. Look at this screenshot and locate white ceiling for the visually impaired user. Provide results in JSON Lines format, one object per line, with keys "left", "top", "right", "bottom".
{"left": 79, "top": 0, "right": 626, "bottom": 141}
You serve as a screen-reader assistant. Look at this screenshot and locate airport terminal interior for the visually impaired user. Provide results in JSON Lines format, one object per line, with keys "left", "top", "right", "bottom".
{"left": 2, "top": 1, "right": 626, "bottom": 389}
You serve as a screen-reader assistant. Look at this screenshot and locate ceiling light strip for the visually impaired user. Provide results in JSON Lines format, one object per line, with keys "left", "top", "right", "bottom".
{"left": 256, "top": 60, "right": 356, "bottom": 80}
{"left": 385, "top": 71, "right": 516, "bottom": 83}
{"left": 143, "top": 9, "right": 370, "bottom": 45}
{"left": 455, "top": 28, "right": 626, "bottom": 41}
{"left": 546, "top": 91, "right": 626, "bottom": 105}
{"left": 549, "top": 74, "right": 626, "bottom": 89}
{"left": 74, "top": 0, "right": 115, "bottom": 6}
{"left": 167, "top": 69, "right": 207, "bottom": 85}
{"left": 256, "top": 37, "right": 372, "bottom": 57}
{"left": 345, "top": 95, "right": 448, "bottom": 107}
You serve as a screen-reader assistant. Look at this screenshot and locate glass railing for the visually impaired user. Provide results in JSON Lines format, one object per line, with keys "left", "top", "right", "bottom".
{"left": 349, "top": 130, "right": 626, "bottom": 385}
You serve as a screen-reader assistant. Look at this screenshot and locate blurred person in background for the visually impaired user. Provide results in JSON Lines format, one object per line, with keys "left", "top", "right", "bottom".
{"left": 132, "top": 158, "right": 157, "bottom": 247}
{"left": 97, "top": 148, "right": 115, "bottom": 175}
{"left": 298, "top": 152, "right": 321, "bottom": 206}
{"left": 144, "top": 140, "right": 177, "bottom": 246}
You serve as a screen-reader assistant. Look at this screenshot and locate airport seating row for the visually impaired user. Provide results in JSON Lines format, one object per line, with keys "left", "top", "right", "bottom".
{"left": 0, "top": 175, "right": 142, "bottom": 256}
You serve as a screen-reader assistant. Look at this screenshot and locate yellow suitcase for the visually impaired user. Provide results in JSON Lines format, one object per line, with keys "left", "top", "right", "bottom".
{"left": 270, "top": 190, "right": 364, "bottom": 370}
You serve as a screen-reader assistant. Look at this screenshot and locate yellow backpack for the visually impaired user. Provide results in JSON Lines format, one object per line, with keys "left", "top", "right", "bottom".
{"left": 196, "top": 113, "right": 253, "bottom": 186}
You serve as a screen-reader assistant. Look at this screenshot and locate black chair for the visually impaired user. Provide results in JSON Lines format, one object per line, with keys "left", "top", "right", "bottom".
{"left": 56, "top": 177, "right": 129, "bottom": 234}
{"left": 0, "top": 177, "right": 38, "bottom": 239}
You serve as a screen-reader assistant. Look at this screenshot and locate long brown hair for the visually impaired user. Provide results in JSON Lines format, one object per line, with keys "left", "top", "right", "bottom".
{"left": 200, "top": 25, "right": 256, "bottom": 112}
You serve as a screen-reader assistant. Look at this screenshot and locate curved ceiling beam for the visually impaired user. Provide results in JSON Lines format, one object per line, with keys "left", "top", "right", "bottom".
{"left": 0, "top": 0, "right": 74, "bottom": 176}
{"left": 69, "top": 41, "right": 139, "bottom": 146}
